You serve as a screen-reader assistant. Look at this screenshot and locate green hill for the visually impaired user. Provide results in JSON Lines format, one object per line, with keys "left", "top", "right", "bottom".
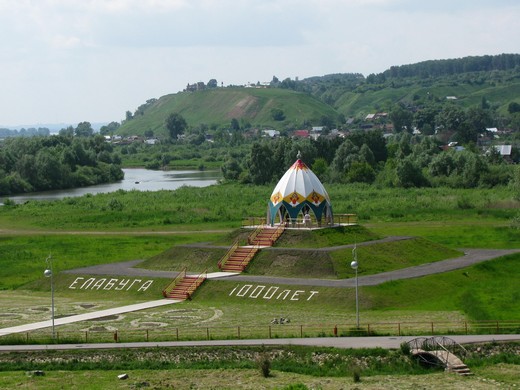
{"left": 118, "top": 87, "right": 339, "bottom": 136}
{"left": 333, "top": 75, "right": 520, "bottom": 117}
{"left": 116, "top": 54, "right": 520, "bottom": 136}
{"left": 139, "top": 226, "right": 461, "bottom": 279}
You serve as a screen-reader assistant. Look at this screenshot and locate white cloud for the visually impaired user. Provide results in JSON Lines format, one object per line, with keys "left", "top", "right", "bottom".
{"left": 0, "top": 0, "right": 519, "bottom": 125}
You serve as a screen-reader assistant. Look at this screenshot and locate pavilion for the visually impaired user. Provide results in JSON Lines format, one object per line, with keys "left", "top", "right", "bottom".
{"left": 267, "top": 152, "right": 333, "bottom": 227}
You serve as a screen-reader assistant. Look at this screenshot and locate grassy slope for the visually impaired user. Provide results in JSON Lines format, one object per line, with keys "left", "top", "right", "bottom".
{"left": 0, "top": 233, "right": 222, "bottom": 290}
{"left": 366, "top": 252, "right": 520, "bottom": 321}
{"left": 135, "top": 227, "right": 462, "bottom": 279}
{"left": 192, "top": 253, "right": 520, "bottom": 322}
{"left": 117, "top": 71, "right": 520, "bottom": 136}
{"left": 335, "top": 78, "right": 520, "bottom": 116}
{"left": 117, "top": 88, "right": 339, "bottom": 136}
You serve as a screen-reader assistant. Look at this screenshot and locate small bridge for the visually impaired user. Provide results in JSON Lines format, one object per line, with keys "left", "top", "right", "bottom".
{"left": 407, "top": 336, "right": 472, "bottom": 376}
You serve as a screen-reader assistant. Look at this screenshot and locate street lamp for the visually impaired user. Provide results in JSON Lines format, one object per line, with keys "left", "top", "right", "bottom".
{"left": 44, "top": 255, "right": 55, "bottom": 340}
{"left": 351, "top": 245, "right": 359, "bottom": 328}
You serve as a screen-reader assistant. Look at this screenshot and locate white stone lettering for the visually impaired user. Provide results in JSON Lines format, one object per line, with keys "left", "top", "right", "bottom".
{"left": 126, "top": 279, "right": 142, "bottom": 290}
{"left": 229, "top": 284, "right": 239, "bottom": 296}
{"left": 249, "top": 285, "right": 265, "bottom": 299}
{"left": 68, "top": 277, "right": 84, "bottom": 289}
{"left": 263, "top": 286, "right": 279, "bottom": 300}
{"left": 236, "top": 284, "right": 253, "bottom": 297}
{"left": 104, "top": 278, "right": 118, "bottom": 290}
{"left": 115, "top": 279, "right": 130, "bottom": 291}
{"left": 290, "top": 290, "right": 304, "bottom": 301}
{"left": 138, "top": 280, "right": 154, "bottom": 291}
{"left": 92, "top": 278, "right": 107, "bottom": 290}
{"left": 68, "top": 277, "right": 154, "bottom": 292}
{"left": 276, "top": 290, "right": 291, "bottom": 300}
{"left": 229, "top": 284, "right": 319, "bottom": 302}
{"left": 307, "top": 291, "right": 319, "bottom": 301}
{"left": 80, "top": 278, "right": 96, "bottom": 289}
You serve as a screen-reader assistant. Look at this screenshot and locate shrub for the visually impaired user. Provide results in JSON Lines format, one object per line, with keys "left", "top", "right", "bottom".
{"left": 510, "top": 214, "right": 520, "bottom": 230}
{"left": 2, "top": 198, "right": 16, "bottom": 206}
{"left": 456, "top": 196, "right": 474, "bottom": 209}
{"left": 400, "top": 342, "right": 411, "bottom": 356}
{"left": 256, "top": 351, "right": 271, "bottom": 378}
{"left": 107, "top": 198, "right": 124, "bottom": 211}
{"left": 352, "top": 366, "right": 361, "bottom": 383}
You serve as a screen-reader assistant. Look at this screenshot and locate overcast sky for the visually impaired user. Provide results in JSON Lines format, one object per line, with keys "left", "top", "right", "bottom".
{"left": 1, "top": 0, "right": 519, "bottom": 128}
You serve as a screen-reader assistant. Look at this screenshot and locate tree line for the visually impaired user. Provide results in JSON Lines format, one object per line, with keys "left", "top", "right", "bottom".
{"left": 382, "top": 54, "right": 520, "bottom": 79}
{"left": 221, "top": 130, "right": 518, "bottom": 190}
{"left": 0, "top": 127, "right": 51, "bottom": 138}
{"left": 0, "top": 134, "right": 123, "bottom": 196}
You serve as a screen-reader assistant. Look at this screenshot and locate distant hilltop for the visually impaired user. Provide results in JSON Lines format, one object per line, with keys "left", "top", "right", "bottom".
{"left": 0, "top": 122, "right": 108, "bottom": 133}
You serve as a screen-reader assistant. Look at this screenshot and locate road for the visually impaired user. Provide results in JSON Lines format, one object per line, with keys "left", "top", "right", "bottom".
{"left": 0, "top": 334, "right": 518, "bottom": 352}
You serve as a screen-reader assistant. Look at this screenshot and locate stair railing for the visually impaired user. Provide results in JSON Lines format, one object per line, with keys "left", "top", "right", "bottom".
{"left": 217, "top": 240, "right": 239, "bottom": 270}
{"left": 186, "top": 269, "right": 208, "bottom": 300}
{"left": 247, "top": 224, "right": 265, "bottom": 245}
{"left": 270, "top": 222, "right": 286, "bottom": 244}
{"left": 162, "top": 267, "right": 187, "bottom": 298}
{"left": 236, "top": 245, "right": 261, "bottom": 271}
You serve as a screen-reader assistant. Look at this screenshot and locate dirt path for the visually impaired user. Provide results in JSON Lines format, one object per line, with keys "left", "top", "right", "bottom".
{"left": 0, "top": 229, "right": 231, "bottom": 236}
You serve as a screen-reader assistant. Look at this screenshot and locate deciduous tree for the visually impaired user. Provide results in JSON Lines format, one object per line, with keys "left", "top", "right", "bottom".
{"left": 165, "top": 113, "right": 187, "bottom": 140}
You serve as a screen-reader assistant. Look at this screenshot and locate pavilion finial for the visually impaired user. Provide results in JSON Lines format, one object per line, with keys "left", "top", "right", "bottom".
{"left": 297, "top": 150, "right": 302, "bottom": 160}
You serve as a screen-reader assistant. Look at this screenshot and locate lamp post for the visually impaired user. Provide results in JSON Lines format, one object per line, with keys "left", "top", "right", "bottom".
{"left": 44, "top": 255, "right": 55, "bottom": 340}
{"left": 350, "top": 245, "right": 359, "bottom": 329}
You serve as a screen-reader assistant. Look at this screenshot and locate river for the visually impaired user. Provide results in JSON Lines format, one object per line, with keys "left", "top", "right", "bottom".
{"left": 2, "top": 168, "right": 222, "bottom": 204}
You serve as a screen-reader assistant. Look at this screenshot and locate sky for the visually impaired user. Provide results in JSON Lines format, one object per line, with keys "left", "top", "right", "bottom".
{"left": 1, "top": 0, "right": 519, "bottom": 128}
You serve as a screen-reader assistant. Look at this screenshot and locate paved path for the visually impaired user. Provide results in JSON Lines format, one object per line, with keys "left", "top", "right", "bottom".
{"left": 0, "top": 299, "right": 180, "bottom": 337}
{"left": 0, "top": 334, "right": 518, "bottom": 352}
{"left": 63, "top": 244, "right": 520, "bottom": 288}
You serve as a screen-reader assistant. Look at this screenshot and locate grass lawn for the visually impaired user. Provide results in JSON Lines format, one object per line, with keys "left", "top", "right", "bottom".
{"left": 368, "top": 220, "right": 520, "bottom": 249}
{"left": 0, "top": 232, "right": 224, "bottom": 290}
{"left": 1, "top": 367, "right": 516, "bottom": 389}
{"left": 0, "top": 343, "right": 518, "bottom": 389}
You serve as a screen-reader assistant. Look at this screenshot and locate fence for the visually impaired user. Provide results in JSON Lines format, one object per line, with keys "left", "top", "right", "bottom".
{"left": 2, "top": 319, "right": 519, "bottom": 345}
{"left": 241, "top": 214, "right": 358, "bottom": 229}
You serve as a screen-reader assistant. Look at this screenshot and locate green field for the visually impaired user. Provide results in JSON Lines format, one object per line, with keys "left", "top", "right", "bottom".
{"left": 1, "top": 183, "right": 519, "bottom": 387}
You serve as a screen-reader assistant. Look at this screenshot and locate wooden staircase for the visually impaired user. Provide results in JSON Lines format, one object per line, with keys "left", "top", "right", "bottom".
{"left": 248, "top": 224, "right": 285, "bottom": 246}
{"left": 162, "top": 268, "right": 207, "bottom": 300}
{"left": 219, "top": 246, "right": 259, "bottom": 272}
{"left": 163, "top": 223, "right": 286, "bottom": 299}
{"left": 218, "top": 224, "right": 285, "bottom": 273}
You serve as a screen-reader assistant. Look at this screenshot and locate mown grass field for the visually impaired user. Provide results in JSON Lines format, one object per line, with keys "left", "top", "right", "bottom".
{"left": 1, "top": 366, "right": 518, "bottom": 390}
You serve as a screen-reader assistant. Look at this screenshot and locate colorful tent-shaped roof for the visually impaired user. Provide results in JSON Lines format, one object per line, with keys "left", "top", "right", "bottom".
{"left": 267, "top": 153, "right": 333, "bottom": 226}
